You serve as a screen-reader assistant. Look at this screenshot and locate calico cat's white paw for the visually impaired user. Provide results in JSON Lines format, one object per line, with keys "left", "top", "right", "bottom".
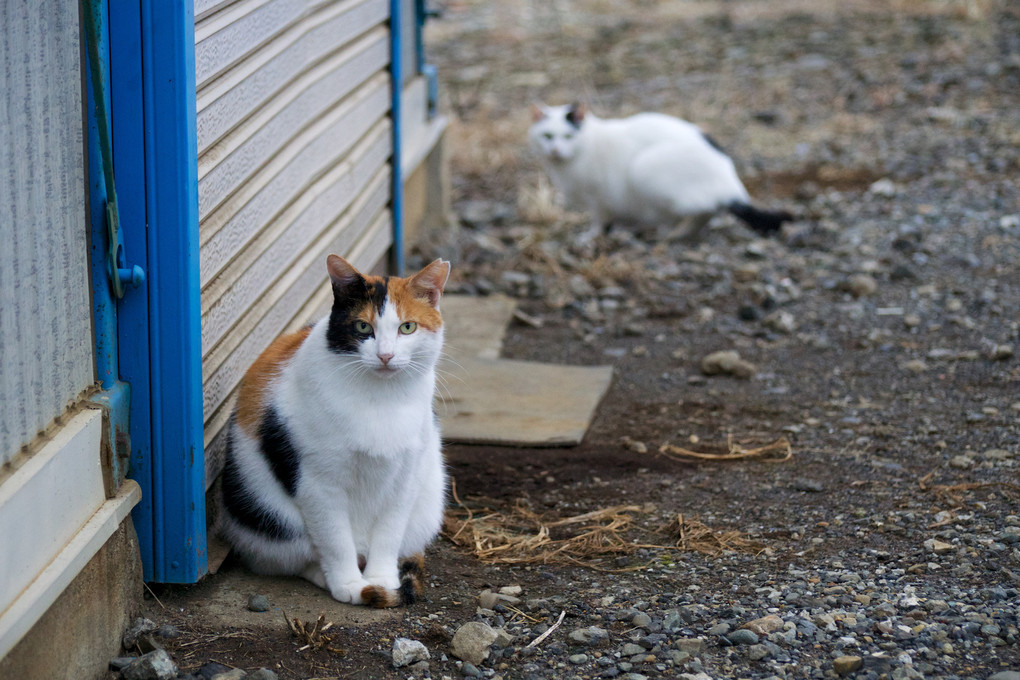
{"left": 329, "top": 578, "right": 373, "bottom": 604}
{"left": 363, "top": 571, "right": 401, "bottom": 591}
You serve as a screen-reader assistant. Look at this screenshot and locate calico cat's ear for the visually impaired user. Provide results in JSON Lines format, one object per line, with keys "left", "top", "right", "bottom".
{"left": 566, "top": 101, "right": 586, "bottom": 128}
{"left": 530, "top": 102, "right": 546, "bottom": 122}
{"left": 326, "top": 254, "right": 365, "bottom": 293}
{"left": 408, "top": 259, "right": 451, "bottom": 309}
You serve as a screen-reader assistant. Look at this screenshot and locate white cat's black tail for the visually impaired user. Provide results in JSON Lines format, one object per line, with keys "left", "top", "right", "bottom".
{"left": 360, "top": 554, "right": 425, "bottom": 608}
{"left": 728, "top": 201, "right": 794, "bottom": 237}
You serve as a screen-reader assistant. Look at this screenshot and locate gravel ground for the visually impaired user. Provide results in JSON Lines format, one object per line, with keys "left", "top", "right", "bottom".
{"left": 126, "top": 2, "right": 1018, "bottom": 680}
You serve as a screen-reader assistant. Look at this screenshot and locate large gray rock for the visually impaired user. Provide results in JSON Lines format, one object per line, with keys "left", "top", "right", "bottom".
{"left": 120, "top": 649, "right": 178, "bottom": 680}
{"left": 450, "top": 621, "right": 499, "bottom": 666}
{"left": 247, "top": 670, "right": 279, "bottom": 680}
{"left": 392, "top": 637, "right": 431, "bottom": 668}
{"left": 741, "top": 614, "right": 784, "bottom": 636}
{"left": 122, "top": 618, "right": 158, "bottom": 649}
{"left": 700, "top": 350, "right": 756, "bottom": 378}
{"left": 569, "top": 626, "right": 609, "bottom": 645}
{"left": 834, "top": 655, "right": 864, "bottom": 675}
{"left": 727, "top": 629, "right": 760, "bottom": 645}
{"left": 210, "top": 670, "right": 246, "bottom": 680}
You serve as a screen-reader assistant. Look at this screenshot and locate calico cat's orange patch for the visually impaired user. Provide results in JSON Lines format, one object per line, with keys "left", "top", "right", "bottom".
{"left": 353, "top": 305, "right": 378, "bottom": 326}
{"left": 237, "top": 326, "right": 312, "bottom": 433}
{"left": 386, "top": 277, "right": 444, "bottom": 331}
{"left": 359, "top": 552, "right": 426, "bottom": 608}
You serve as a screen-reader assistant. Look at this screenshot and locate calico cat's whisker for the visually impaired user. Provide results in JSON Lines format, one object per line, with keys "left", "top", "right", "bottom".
{"left": 436, "top": 361, "right": 465, "bottom": 383}
{"left": 440, "top": 341, "right": 467, "bottom": 354}
{"left": 322, "top": 360, "right": 369, "bottom": 383}
{"left": 437, "top": 352, "right": 468, "bottom": 378}
{"left": 430, "top": 371, "right": 455, "bottom": 410}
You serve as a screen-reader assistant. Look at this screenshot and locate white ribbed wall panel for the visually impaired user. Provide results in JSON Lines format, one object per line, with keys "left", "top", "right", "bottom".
{"left": 202, "top": 118, "right": 392, "bottom": 355}
{"left": 0, "top": 2, "right": 95, "bottom": 465}
{"left": 196, "top": 0, "right": 388, "bottom": 153}
{"left": 196, "top": 0, "right": 395, "bottom": 459}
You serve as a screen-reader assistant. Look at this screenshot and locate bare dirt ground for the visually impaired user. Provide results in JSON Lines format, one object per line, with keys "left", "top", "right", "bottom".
{"left": 141, "top": 2, "right": 1019, "bottom": 679}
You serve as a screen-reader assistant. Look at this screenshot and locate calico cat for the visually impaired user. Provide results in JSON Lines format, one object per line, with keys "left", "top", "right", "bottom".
{"left": 218, "top": 254, "right": 451, "bottom": 607}
{"left": 528, "top": 102, "right": 793, "bottom": 240}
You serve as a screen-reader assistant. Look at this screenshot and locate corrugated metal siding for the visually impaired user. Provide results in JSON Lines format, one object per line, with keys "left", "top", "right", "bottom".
{"left": 0, "top": 2, "right": 95, "bottom": 465}
{"left": 196, "top": 0, "right": 394, "bottom": 481}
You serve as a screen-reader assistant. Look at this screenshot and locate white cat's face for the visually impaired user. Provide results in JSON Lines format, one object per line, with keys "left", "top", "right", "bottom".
{"left": 529, "top": 105, "right": 584, "bottom": 163}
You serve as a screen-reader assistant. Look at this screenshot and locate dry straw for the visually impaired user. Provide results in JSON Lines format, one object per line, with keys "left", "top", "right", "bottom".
{"left": 444, "top": 482, "right": 766, "bottom": 570}
{"left": 284, "top": 613, "right": 345, "bottom": 655}
{"left": 443, "top": 498, "right": 653, "bottom": 570}
{"left": 662, "top": 513, "right": 765, "bottom": 557}
{"left": 919, "top": 470, "right": 1020, "bottom": 507}
{"left": 658, "top": 435, "right": 793, "bottom": 463}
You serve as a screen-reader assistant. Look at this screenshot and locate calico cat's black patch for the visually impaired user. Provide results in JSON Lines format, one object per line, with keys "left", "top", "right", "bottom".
{"left": 398, "top": 556, "right": 424, "bottom": 604}
{"left": 398, "top": 577, "right": 418, "bottom": 604}
{"left": 259, "top": 406, "right": 301, "bottom": 496}
{"left": 701, "top": 131, "right": 726, "bottom": 154}
{"left": 367, "top": 277, "right": 389, "bottom": 314}
{"left": 222, "top": 436, "right": 299, "bottom": 540}
{"left": 326, "top": 276, "right": 390, "bottom": 354}
{"left": 327, "top": 274, "right": 370, "bottom": 353}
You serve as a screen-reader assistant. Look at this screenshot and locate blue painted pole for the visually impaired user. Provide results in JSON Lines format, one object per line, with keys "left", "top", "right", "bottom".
{"left": 390, "top": 0, "right": 405, "bottom": 274}
{"left": 110, "top": 0, "right": 206, "bottom": 583}
{"left": 138, "top": 0, "right": 206, "bottom": 583}
{"left": 83, "top": 0, "right": 133, "bottom": 487}
{"left": 109, "top": 0, "right": 156, "bottom": 579}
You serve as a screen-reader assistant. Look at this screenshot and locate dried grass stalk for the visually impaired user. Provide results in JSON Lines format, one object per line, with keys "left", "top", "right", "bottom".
{"left": 444, "top": 493, "right": 768, "bottom": 568}
{"left": 443, "top": 500, "right": 650, "bottom": 568}
{"left": 284, "top": 613, "right": 345, "bottom": 655}
{"left": 516, "top": 175, "right": 564, "bottom": 225}
{"left": 663, "top": 513, "right": 765, "bottom": 557}
{"left": 924, "top": 481, "right": 1020, "bottom": 507}
{"left": 658, "top": 436, "right": 792, "bottom": 463}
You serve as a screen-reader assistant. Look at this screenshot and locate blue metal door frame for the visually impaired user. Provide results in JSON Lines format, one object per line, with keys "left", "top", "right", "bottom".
{"left": 99, "top": 0, "right": 206, "bottom": 583}
{"left": 89, "top": 0, "right": 430, "bottom": 583}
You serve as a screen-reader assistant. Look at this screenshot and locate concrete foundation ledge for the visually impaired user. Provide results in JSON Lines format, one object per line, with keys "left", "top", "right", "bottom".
{"left": 0, "top": 484, "right": 143, "bottom": 680}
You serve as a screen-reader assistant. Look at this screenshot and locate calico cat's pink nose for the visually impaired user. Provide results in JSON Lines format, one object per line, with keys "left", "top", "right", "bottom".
{"left": 378, "top": 353, "right": 394, "bottom": 365}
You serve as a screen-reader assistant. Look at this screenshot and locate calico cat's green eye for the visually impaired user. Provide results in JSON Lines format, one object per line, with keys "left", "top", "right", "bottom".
{"left": 354, "top": 320, "right": 373, "bottom": 335}
{"left": 399, "top": 321, "right": 417, "bottom": 335}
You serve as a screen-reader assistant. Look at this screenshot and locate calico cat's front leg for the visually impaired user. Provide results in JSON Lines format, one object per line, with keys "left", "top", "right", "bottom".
{"left": 361, "top": 503, "right": 414, "bottom": 592}
{"left": 301, "top": 499, "right": 372, "bottom": 604}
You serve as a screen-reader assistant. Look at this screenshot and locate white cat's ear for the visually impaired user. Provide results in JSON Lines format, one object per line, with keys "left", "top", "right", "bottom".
{"left": 326, "top": 254, "right": 363, "bottom": 290}
{"left": 409, "top": 259, "right": 451, "bottom": 308}
{"left": 530, "top": 103, "right": 546, "bottom": 122}
{"left": 566, "top": 101, "right": 586, "bottom": 127}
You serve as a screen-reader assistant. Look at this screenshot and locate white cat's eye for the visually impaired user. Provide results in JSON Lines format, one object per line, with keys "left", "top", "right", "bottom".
{"left": 542, "top": 132, "right": 553, "bottom": 140}
{"left": 354, "top": 320, "right": 373, "bottom": 335}
{"left": 399, "top": 321, "right": 417, "bottom": 335}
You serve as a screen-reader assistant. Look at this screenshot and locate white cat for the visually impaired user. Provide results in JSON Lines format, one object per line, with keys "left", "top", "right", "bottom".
{"left": 218, "top": 255, "right": 450, "bottom": 607}
{"left": 528, "top": 102, "right": 792, "bottom": 240}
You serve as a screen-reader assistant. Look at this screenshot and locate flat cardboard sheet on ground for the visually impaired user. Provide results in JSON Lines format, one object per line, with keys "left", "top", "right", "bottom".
{"left": 440, "top": 293, "right": 517, "bottom": 359}
{"left": 438, "top": 295, "right": 613, "bottom": 447}
{"left": 437, "top": 355, "right": 613, "bottom": 447}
